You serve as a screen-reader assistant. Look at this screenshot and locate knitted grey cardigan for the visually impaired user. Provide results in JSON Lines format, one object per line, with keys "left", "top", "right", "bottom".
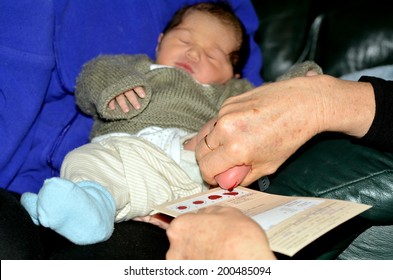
{"left": 75, "top": 54, "right": 254, "bottom": 139}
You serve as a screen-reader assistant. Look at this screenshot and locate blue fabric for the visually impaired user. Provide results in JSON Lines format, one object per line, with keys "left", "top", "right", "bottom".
{"left": 0, "top": 0, "right": 263, "bottom": 194}
{"left": 0, "top": 0, "right": 56, "bottom": 193}
{"left": 21, "top": 179, "right": 116, "bottom": 245}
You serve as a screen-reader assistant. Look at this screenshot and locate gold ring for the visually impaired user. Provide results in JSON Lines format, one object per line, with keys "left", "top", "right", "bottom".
{"left": 204, "top": 135, "right": 214, "bottom": 151}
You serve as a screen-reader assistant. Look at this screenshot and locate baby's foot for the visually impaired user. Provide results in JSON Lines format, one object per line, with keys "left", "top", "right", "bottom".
{"left": 22, "top": 178, "right": 116, "bottom": 245}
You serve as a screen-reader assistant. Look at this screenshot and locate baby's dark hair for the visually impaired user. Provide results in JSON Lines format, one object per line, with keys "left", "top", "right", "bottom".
{"left": 162, "top": 1, "right": 249, "bottom": 76}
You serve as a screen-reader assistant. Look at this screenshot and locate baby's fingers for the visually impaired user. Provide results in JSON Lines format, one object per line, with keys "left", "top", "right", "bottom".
{"left": 115, "top": 94, "right": 131, "bottom": 113}
{"left": 108, "top": 99, "right": 116, "bottom": 110}
{"left": 124, "top": 88, "right": 144, "bottom": 110}
{"left": 133, "top": 86, "right": 145, "bottom": 98}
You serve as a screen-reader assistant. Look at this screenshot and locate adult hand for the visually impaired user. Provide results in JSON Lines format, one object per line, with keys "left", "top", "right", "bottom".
{"left": 133, "top": 214, "right": 172, "bottom": 230}
{"left": 166, "top": 206, "right": 276, "bottom": 260}
{"left": 196, "top": 75, "right": 375, "bottom": 186}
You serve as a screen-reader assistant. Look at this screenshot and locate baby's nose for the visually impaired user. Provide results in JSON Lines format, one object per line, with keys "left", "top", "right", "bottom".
{"left": 186, "top": 47, "right": 200, "bottom": 62}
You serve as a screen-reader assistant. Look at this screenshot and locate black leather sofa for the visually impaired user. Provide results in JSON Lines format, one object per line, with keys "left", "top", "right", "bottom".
{"left": 5, "top": 0, "right": 393, "bottom": 260}
{"left": 251, "top": 0, "right": 393, "bottom": 259}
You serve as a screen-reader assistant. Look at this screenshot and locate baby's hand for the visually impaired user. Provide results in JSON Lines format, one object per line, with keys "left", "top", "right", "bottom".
{"left": 108, "top": 86, "right": 145, "bottom": 113}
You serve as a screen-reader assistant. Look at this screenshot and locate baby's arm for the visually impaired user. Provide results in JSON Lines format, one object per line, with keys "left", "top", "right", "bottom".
{"left": 108, "top": 86, "right": 146, "bottom": 113}
{"left": 75, "top": 54, "right": 152, "bottom": 119}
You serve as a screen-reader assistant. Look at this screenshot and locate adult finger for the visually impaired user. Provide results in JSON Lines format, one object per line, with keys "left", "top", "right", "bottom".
{"left": 215, "top": 165, "right": 251, "bottom": 189}
{"left": 196, "top": 142, "right": 236, "bottom": 186}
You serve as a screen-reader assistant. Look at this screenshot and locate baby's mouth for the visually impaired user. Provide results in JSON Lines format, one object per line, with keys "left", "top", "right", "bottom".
{"left": 175, "top": 62, "right": 194, "bottom": 74}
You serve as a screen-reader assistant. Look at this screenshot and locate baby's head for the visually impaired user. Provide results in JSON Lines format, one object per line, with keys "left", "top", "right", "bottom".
{"left": 155, "top": 1, "right": 249, "bottom": 85}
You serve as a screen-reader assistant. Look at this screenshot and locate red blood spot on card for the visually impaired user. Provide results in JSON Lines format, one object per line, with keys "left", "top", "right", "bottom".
{"left": 193, "top": 200, "right": 204, "bottom": 204}
{"left": 223, "top": 191, "right": 238, "bottom": 196}
{"left": 208, "top": 195, "right": 222, "bottom": 200}
{"left": 177, "top": 205, "right": 187, "bottom": 210}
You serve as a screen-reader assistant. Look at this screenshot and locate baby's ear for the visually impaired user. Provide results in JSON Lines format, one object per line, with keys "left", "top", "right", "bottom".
{"left": 157, "top": 33, "right": 164, "bottom": 43}
{"left": 155, "top": 33, "right": 164, "bottom": 53}
{"left": 234, "top": 73, "right": 241, "bottom": 79}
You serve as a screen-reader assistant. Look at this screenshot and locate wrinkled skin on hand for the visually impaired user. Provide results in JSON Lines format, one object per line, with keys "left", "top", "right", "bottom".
{"left": 196, "top": 75, "right": 374, "bottom": 186}
{"left": 166, "top": 206, "right": 276, "bottom": 260}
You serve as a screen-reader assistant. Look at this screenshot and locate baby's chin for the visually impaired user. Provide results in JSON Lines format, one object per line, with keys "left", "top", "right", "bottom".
{"left": 191, "top": 75, "right": 221, "bottom": 85}
{"left": 175, "top": 65, "right": 225, "bottom": 84}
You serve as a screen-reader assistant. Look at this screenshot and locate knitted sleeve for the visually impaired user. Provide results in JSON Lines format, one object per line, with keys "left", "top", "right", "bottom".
{"left": 276, "top": 61, "right": 323, "bottom": 81}
{"left": 355, "top": 76, "right": 393, "bottom": 151}
{"left": 75, "top": 54, "right": 153, "bottom": 120}
{"left": 214, "top": 78, "right": 254, "bottom": 109}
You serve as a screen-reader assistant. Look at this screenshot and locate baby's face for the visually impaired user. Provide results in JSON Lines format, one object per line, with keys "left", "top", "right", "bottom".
{"left": 156, "top": 11, "right": 238, "bottom": 85}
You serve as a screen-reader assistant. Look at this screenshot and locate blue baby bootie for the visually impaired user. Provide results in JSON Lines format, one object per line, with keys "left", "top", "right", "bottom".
{"left": 21, "top": 178, "right": 116, "bottom": 245}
